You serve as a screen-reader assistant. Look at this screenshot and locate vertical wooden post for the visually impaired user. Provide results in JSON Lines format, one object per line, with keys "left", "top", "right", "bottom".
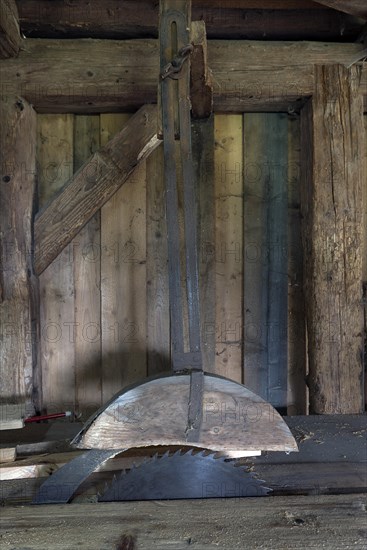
{"left": 300, "top": 64, "right": 365, "bottom": 414}
{"left": 0, "top": 96, "right": 38, "bottom": 407}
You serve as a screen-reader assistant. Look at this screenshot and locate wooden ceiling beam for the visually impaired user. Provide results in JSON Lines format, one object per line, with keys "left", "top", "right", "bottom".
{"left": 16, "top": 1, "right": 362, "bottom": 41}
{"left": 1, "top": 39, "right": 366, "bottom": 114}
{"left": 34, "top": 105, "right": 159, "bottom": 275}
{"left": 0, "top": 0, "right": 21, "bottom": 58}
{"left": 312, "top": 1, "right": 367, "bottom": 19}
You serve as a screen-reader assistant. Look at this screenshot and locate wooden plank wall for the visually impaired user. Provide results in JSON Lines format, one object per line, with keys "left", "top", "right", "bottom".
{"left": 36, "top": 112, "right": 308, "bottom": 418}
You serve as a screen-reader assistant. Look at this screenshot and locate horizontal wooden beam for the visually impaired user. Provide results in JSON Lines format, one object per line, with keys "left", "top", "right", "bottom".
{"left": 313, "top": 1, "right": 367, "bottom": 18}
{"left": 34, "top": 105, "right": 159, "bottom": 275}
{"left": 0, "top": 0, "right": 21, "bottom": 58}
{"left": 16, "top": 1, "right": 362, "bottom": 41}
{"left": 0, "top": 494, "right": 366, "bottom": 548}
{"left": 0, "top": 39, "right": 366, "bottom": 113}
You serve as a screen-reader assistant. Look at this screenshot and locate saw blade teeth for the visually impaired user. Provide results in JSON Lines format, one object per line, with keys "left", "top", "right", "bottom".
{"left": 99, "top": 448, "right": 271, "bottom": 501}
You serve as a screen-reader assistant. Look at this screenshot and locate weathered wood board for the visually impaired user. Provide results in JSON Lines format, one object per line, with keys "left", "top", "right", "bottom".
{"left": 193, "top": 117, "right": 216, "bottom": 374}
{"left": 73, "top": 374, "right": 298, "bottom": 452}
{"left": 300, "top": 65, "right": 365, "bottom": 413}
{"left": 214, "top": 114, "right": 243, "bottom": 383}
{"left": 37, "top": 114, "right": 75, "bottom": 414}
{"left": 0, "top": 495, "right": 366, "bottom": 549}
{"left": 0, "top": 96, "right": 37, "bottom": 404}
{"left": 73, "top": 115, "right": 102, "bottom": 419}
{"left": 243, "top": 113, "right": 289, "bottom": 409}
{"left": 1, "top": 39, "right": 366, "bottom": 112}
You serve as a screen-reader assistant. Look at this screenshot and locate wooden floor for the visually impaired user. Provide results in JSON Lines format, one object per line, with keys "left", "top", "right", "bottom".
{"left": 1, "top": 494, "right": 366, "bottom": 549}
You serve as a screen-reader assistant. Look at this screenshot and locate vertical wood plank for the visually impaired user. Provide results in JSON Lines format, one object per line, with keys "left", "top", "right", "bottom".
{"left": 265, "top": 114, "right": 288, "bottom": 409}
{"left": 73, "top": 115, "right": 102, "bottom": 419}
{"left": 100, "top": 114, "right": 147, "bottom": 403}
{"left": 243, "top": 114, "right": 289, "bottom": 408}
{"left": 300, "top": 65, "right": 364, "bottom": 414}
{"left": 287, "top": 115, "right": 307, "bottom": 415}
{"left": 0, "top": 96, "right": 37, "bottom": 406}
{"left": 243, "top": 114, "right": 268, "bottom": 397}
{"left": 37, "top": 114, "right": 75, "bottom": 413}
{"left": 214, "top": 114, "right": 243, "bottom": 383}
{"left": 192, "top": 117, "right": 216, "bottom": 373}
{"left": 146, "top": 145, "right": 170, "bottom": 376}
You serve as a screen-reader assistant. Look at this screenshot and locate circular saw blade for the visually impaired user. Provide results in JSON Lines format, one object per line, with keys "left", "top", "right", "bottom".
{"left": 98, "top": 450, "right": 270, "bottom": 501}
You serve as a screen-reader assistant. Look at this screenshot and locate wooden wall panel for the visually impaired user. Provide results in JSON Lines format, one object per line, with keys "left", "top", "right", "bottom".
{"left": 73, "top": 116, "right": 102, "bottom": 419}
{"left": 214, "top": 114, "right": 243, "bottom": 383}
{"left": 34, "top": 111, "right": 311, "bottom": 416}
{"left": 100, "top": 115, "right": 147, "bottom": 403}
{"left": 37, "top": 114, "right": 75, "bottom": 413}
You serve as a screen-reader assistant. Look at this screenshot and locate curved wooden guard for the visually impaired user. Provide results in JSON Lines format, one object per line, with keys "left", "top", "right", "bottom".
{"left": 72, "top": 373, "right": 298, "bottom": 454}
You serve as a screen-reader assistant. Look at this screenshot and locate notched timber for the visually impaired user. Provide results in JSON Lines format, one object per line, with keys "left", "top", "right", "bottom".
{"left": 34, "top": 105, "right": 159, "bottom": 275}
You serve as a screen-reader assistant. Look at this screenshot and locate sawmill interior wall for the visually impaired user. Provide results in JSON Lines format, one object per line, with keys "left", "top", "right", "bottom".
{"left": 35, "top": 112, "right": 367, "bottom": 419}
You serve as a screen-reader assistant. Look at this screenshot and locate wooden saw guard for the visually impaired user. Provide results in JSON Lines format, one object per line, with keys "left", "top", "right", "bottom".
{"left": 72, "top": 373, "right": 298, "bottom": 454}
